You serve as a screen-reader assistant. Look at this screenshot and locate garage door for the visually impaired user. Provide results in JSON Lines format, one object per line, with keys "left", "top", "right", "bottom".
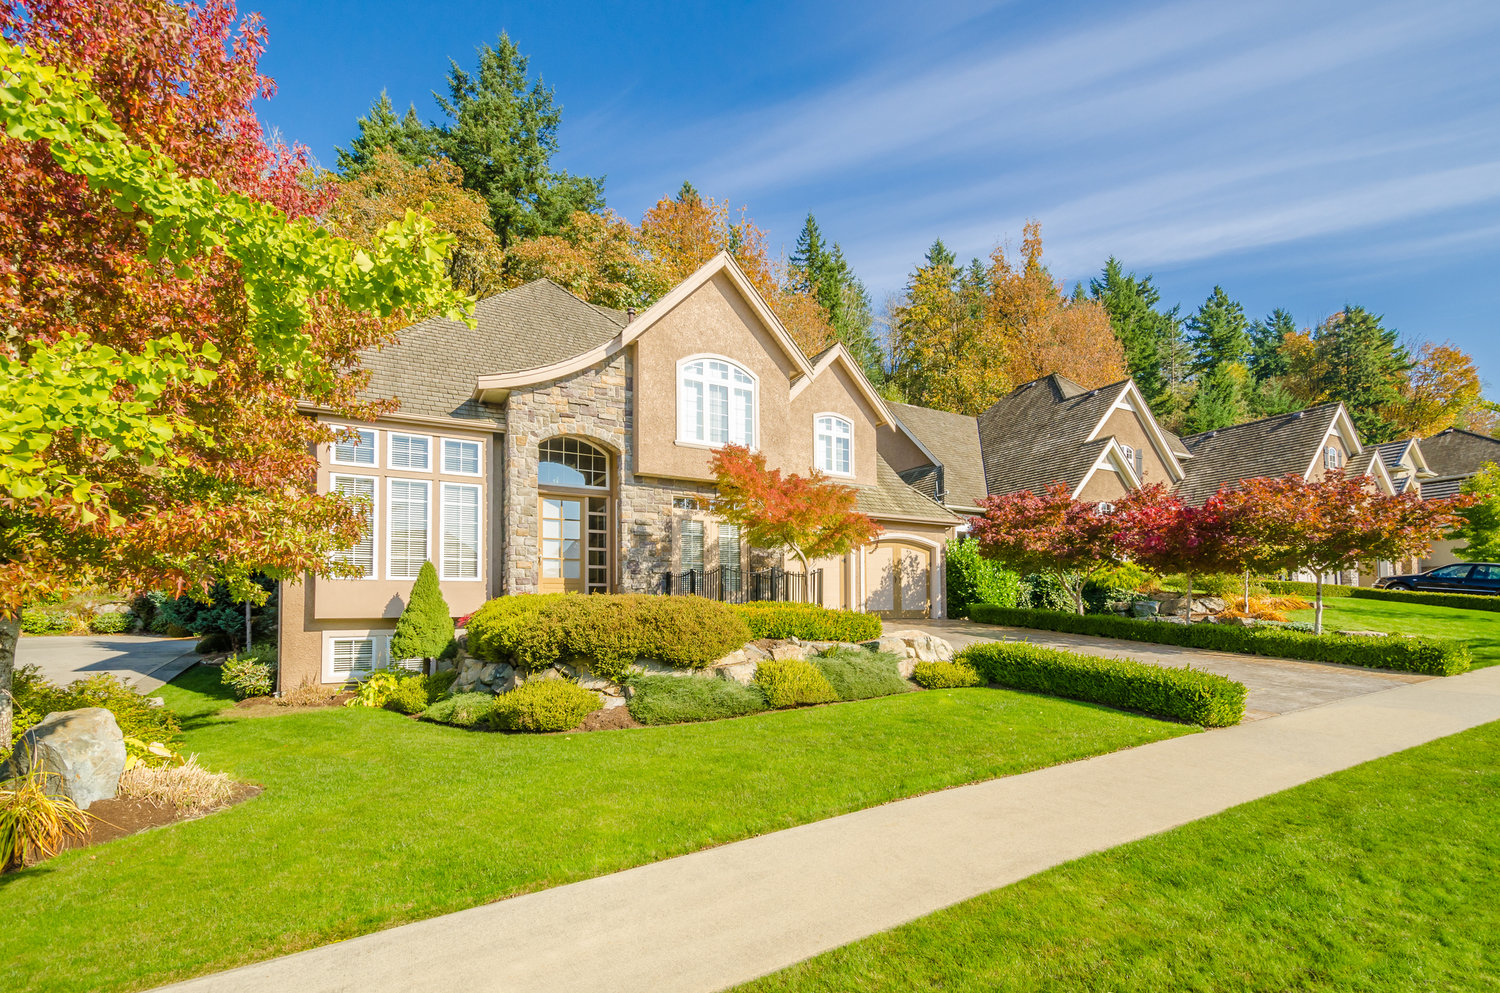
{"left": 867, "top": 542, "right": 931, "bottom": 619}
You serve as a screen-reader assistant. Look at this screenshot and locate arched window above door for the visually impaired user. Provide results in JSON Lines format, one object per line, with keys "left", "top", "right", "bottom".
{"left": 538, "top": 437, "right": 609, "bottom": 489}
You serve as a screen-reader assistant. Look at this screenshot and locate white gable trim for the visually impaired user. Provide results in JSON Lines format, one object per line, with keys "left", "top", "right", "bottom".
{"left": 1083, "top": 379, "right": 1186, "bottom": 483}
{"left": 1303, "top": 404, "right": 1364, "bottom": 478}
{"left": 1072, "top": 440, "right": 1141, "bottom": 499}
{"left": 1361, "top": 452, "right": 1397, "bottom": 494}
{"left": 473, "top": 252, "right": 814, "bottom": 398}
{"left": 789, "top": 342, "right": 893, "bottom": 428}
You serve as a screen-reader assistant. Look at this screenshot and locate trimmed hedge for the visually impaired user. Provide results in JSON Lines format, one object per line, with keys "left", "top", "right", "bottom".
{"left": 958, "top": 642, "right": 1246, "bottom": 727}
{"left": 812, "top": 648, "right": 910, "bottom": 701}
{"left": 467, "top": 594, "right": 752, "bottom": 681}
{"left": 753, "top": 658, "right": 839, "bottom": 708}
{"left": 731, "top": 603, "right": 882, "bottom": 642}
{"left": 626, "top": 675, "right": 769, "bottom": 725}
{"left": 911, "top": 660, "right": 981, "bottom": 689}
{"left": 1265, "top": 579, "right": 1500, "bottom": 614}
{"left": 487, "top": 680, "right": 600, "bottom": 732}
{"left": 966, "top": 604, "right": 1470, "bottom": 676}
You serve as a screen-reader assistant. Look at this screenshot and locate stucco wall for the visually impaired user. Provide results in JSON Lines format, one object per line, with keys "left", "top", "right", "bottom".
{"left": 1096, "top": 407, "right": 1173, "bottom": 486}
{"left": 1075, "top": 463, "right": 1131, "bottom": 502}
{"left": 787, "top": 360, "right": 880, "bottom": 486}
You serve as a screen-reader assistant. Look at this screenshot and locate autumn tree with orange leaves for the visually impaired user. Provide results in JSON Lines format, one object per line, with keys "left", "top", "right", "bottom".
{"left": 709, "top": 445, "right": 881, "bottom": 580}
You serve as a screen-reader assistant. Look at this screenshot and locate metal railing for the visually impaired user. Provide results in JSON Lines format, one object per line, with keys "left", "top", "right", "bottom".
{"left": 660, "top": 566, "right": 823, "bottom": 605}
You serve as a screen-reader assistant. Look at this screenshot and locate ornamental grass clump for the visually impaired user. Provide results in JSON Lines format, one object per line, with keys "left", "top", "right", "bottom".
{"left": 117, "top": 756, "right": 238, "bottom": 815}
{"left": 812, "top": 648, "right": 910, "bottom": 700}
{"left": 625, "top": 675, "right": 769, "bottom": 725}
{"left": 752, "top": 658, "right": 838, "bottom": 708}
{"left": 487, "top": 680, "right": 600, "bottom": 732}
{"left": 0, "top": 766, "right": 90, "bottom": 871}
{"left": 911, "top": 660, "right": 981, "bottom": 689}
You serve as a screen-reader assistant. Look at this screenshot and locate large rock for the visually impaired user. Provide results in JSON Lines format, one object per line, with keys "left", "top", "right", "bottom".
{"left": 862, "top": 631, "right": 955, "bottom": 679}
{"left": 3, "top": 708, "right": 125, "bottom": 810}
{"left": 450, "top": 658, "right": 516, "bottom": 695}
{"left": 769, "top": 642, "right": 809, "bottom": 662}
{"left": 1131, "top": 600, "right": 1160, "bottom": 618}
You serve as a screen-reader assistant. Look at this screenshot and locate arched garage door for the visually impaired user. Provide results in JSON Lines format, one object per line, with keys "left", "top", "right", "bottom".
{"left": 867, "top": 541, "right": 931, "bottom": 619}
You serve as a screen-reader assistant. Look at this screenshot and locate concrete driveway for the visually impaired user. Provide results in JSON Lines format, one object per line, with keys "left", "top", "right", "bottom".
{"left": 903, "top": 618, "right": 1430, "bottom": 720}
{"left": 16, "top": 634, "right": 199, "bottom": 694}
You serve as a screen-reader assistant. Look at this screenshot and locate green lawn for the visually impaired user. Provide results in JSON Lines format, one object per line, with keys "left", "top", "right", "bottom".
{"left": 733, "top": 719, "right": 1500, "bottom": 993}
{"left": 0, "top": 667, "right": 1191, "bottom": 993}
{"left": 1289, "top": 596, "right": 1500, "bottom": 669}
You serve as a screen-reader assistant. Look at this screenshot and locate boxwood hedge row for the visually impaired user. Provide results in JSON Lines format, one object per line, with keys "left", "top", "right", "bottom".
{"left": 966, "top": 604, "right": 1469, "bottom": 676}
{"left": 956, "top": 641, "right": 1247, "bottom": 727}
{"left": 730, "top": 602, "right": 882, "bottom": 642}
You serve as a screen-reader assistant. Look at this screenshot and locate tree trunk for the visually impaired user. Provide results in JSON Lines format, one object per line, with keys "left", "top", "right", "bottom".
{"left": 244, "top": 601, "right": 252, "bottom": 651}
{"left": 0, "top": 611, "right": 18, "bottom": 750}
{"left": 1182, "top": 574, "right": 1194, "bottom": 622}
{"left": 1244, "top": 570, "right": 1252, "bottom": 612}
{"left": 1315, "top": 574, "right": 1325, "bottom": 635}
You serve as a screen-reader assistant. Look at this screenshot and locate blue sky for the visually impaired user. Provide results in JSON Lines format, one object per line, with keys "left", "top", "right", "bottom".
{"left": 251, "top": 0, "right": 1500, "bottom": 388}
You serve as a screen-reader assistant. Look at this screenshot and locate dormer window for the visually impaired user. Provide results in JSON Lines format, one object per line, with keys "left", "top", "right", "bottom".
{"left": 678, "top": 357, "right": 756, "bottom": 447}
{"left": 815, "top": 414, "right": 853, "bottom": 476}
{"left": 1324, "top": 446, "right": 1343, "bottom": 470}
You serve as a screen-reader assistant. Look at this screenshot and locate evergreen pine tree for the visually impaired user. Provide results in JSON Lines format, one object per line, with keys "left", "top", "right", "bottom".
{"left": 1185, "top": 286, "right": 1251, "bottom": 377}
{"left": 789, "top": 213, "right": 827, "bottom": 295}
{"left": 1183, "top": 368, "right": 1245, "bottom": 434}
{"left": 788, "top": 213, "right": 884, "bottom": 381}
{"left": 925, "top": 238, "right": 957, "bottom": 270}
{"left": 389, "top": 561, "right": 455, "bottom": 664}
{"left": 335, "top": 91, "right": 438, "bottom": 176}
{"left": 436, "top": 33, "right": 605, "bottom": 248}
{"left": 1248, "top": 308, "right": 1296, "bottom": 382}
{"left": 1308, "top": 306, "right": 1412, "bottom": 442}
{"left": 1088, "top": 257, "right": 1174, "bottom": 407}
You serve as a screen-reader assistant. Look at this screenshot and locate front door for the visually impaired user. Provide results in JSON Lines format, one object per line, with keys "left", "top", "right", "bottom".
{"left": 540, "top": 496, "right": 585, "bottom": 593}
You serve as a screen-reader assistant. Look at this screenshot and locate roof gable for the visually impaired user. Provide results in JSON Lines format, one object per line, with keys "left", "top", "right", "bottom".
{"left": 976, "top": 376, "right": 1137, "bottom": 497}
{"left": 1176, "top": 402, "right": 1355, "bottom": 505}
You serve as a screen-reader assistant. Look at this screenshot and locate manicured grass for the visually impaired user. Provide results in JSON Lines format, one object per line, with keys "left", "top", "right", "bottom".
{"left": 0, "top": 668, "right": 1191, "bottom": 993}
{"left": 1289, "top": 597, "right": 1500, "bottom": 669}
{"left": 733, "top": 720, "right": 1500, "bottom": 993}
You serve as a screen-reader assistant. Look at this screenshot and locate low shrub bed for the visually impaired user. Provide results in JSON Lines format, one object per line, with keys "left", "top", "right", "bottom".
{"left": 1264, "top": 579, "right": 1500, "bottom": 614}
{"left": 731, "top": 602, "right": 882, "bottom": 642}
{"left": 8, "top": 668, "right": 182, "bottom": 758}
{"left": 753, "top": 658, "right": 838, "bottom": 708}
{"left": 421, "top": 692, "right": 494, "bottom": 728}
{"left": 487, "top": 680, "right": 600, "bottom": 732}
{"left": 626, "top": 675, "right": 769, "bottom": 725}
{"left": 347, "top": 668, "right": 453, "bottom": 715}
{"left": 958, "top": 642, "right": 1246, "bottom": 726}
{"left": 967, "top": 605, "right": 1469, "bottom": 676}
{"left": 220, "top": 645, "right": 277, "bottom": 700}
{"left": 911, "top": 660, "right": 981, "bottom": 689}
{"left": 812, "top": 648, "right": 910, "bottom": 700}
{"left": 466, "top": 594, "right": 751, "bottom": 681}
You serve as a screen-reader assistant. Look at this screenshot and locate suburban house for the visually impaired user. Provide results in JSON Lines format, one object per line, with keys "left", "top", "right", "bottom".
{"left": 278, "top": 253, "right": 960, "bottom": 689}
{"left": 1409, "top": 428, "right": 1500, "bottom": 568}
{"left": 1374, "top": 436, "right": 1437, "bottom": 496}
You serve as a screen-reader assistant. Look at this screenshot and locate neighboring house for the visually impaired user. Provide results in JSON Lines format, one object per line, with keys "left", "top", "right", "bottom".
{"left": 886, "top": 374, "right": 1188, "bottom": 514}
{"left": 278, "top": 253, "right": 959, "bottom": 688}
{"left": 1373, "top": 437, "right": 1437, "bottom": 496}
{"left": 1414, "top": 428, "right": 1500, "bottom": 569}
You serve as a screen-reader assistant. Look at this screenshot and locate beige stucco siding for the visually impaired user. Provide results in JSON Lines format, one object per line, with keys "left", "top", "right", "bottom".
{"left": 1097, "top": 408, "right": 1172, "bottom": 486}
{"left": 875, "top": 423, "right": 929, "bottom": 474}
{"left": 1075, "top": 464, "right": 1131, "bottom": 502}
{"left": 276, "top": 578, "right": 400, "bottom": 691}
{"left": 788, "top": 360, "right": 880, "bottom": 486}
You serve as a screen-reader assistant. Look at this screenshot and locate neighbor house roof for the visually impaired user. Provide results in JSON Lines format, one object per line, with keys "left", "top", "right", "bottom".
{"left": 975, "top": 375, "right": 1132, "bottom": 497}
{"left": 1176, "top": 402, "right": 1349, "bottom": 505}
{"left": 887, "top": 401, "right": 988, "bottom": 509}
{"left": 1419, "top": 476, "right": 1469, "bottom": 500}
{"left": 358, "top": 279, "right": 625, "bottom": 424}
{"left": 1419, "top": 428, "right": 1500, "bottom": 479}
{"left": 857, "top": 456, "right": 962, "bottom": 524}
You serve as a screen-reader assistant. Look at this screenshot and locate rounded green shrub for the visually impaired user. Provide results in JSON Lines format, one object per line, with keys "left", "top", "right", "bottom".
{"left": 487, "top": 679, "right": 600, "bottom": 732}
{"left": 220, "top": 646, "right": 276, "bottom": 699}
{"left": 626, "top": 675, "right": 769, "bottom": 725}
{"left": 390, "top": 561, "right": 455, "bottom": 662}
{"left": 87, "top": 611, "right": 132, "bottom": 634}
{"left": 385, "top": 677, "right": 432, "bottom": 715}
{"left": 911, "top": 660, "right": 981, "bottom": 689}
{"left": 467, "top": 594, "right": 751, "bottom": 681}
{"left": 421, "top": 692, "right": 495, "bottom": 728}
{"left": 753, "top": 658, "right": 838, "bottom": 708}
{"left": 731, "top": 603, "right": 881, "bottom": 642}
{"left": 812, "top": 648, "right": 910, "bottom": 701}
{"left": 946, "top": 538, "right": 1020, "bottom": 618}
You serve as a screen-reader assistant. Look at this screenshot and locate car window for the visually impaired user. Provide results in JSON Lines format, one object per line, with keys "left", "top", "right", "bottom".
{"left": 1470, "top": 565, "right": 1500, "bottom": 582}
{"left": 1431, "top": 565, "right": 1472, "bottom": 579}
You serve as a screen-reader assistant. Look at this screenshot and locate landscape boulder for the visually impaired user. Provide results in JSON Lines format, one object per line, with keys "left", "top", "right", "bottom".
{"left": 2, "top": 708, "right": 125, "bottom": 809}
{"left": 862, "top": 630, "right": 955, "bottom": 678}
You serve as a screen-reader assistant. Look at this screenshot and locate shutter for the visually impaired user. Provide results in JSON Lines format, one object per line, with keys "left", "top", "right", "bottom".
{"left": 331, "top": 638, "right": 375, "bottom": 677}
{"left": 681, "top": 521, "right": 704, "bottom": 573}
{"left": 332, "top": 476, "right": 376, "bottom": 577}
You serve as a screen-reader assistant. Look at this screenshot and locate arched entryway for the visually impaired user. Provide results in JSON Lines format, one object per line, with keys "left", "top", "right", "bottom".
{"left": 537, "top": 436, "right": 612, "bottom": 594}
{"left": 866, "top": 540, "right": 932, "bottom": 619}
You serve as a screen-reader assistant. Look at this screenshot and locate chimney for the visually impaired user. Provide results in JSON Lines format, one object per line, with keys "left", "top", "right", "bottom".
{"left": 626, "top": 307, "right": 636, "bottom": 323}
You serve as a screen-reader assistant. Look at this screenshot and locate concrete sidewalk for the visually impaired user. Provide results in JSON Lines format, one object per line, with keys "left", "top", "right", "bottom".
{"left": 155, "top": 666, "right": 1500, "bottom": 993}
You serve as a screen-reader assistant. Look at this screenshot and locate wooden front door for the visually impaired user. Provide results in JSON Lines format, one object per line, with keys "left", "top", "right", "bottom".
{"left": 540, "top": 495, "right": 585, "bottom": 593}
{"left": 868, "top": 542, "right": 931, "bottom": 619}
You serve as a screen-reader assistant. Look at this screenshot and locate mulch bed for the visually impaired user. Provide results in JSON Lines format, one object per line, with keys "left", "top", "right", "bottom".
{"left": 25, "top": 783, "right": 262, "bottom": 867}
{"left": 576, "top": 706, "right": 643, "bottom": 732}
{"left": 233, "top": 691, "right": 354, "bottom": 715}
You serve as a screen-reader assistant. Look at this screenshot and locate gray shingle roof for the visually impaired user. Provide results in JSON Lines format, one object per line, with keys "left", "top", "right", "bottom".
{"left": 1419, "top": 475, "right": 1468, "bottom": 500}
{"left": 1176, "top": 402, "right": 1343, "bottom": 505}
{"left": 358, "top": 280, "right": 625, "bottom": 424}
{"left": 887, "top": 401, "right": 988, "bottom": 509}
{"left": 1161, "top": 427, "right": 1193, "bottom": 458}
{"left": 1375, "top": 437, "right": 1415, "bottom": 469}
{"left": 857, "top": 456, "right": 961, "bottom": 524}
{"left": 975, "top": 375, "right": 1127, "bottom": 496}
{"left": 1419, "top": 428, "right": 1500, "bottom": 479}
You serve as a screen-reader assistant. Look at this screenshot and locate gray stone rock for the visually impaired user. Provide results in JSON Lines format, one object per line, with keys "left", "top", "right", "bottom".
{"left": 1336, "top": 629, "right": 1389, "bottom": 638}
{"left": 769, "top": 642, "right": 809, "bottom": 662}
{"left": 742, "top": 643, "right": 772, "bottom": 662}
{"left": 629, "top": 659, "right": 700, "bottom": 679}
{"left": 599, "top": 695, "right": 629, "bottom": 710}
{"left": 1131, "top": 599, "right": 1160, "bottom": 618}
{"left": 1197, "top": 596, "right": 1227, "bottom": 614}
{"left": 3, "top": 708, "right": 125, "bottom": 810}
{"left": 713, "top": 660, "right": 759, "bottom": 685}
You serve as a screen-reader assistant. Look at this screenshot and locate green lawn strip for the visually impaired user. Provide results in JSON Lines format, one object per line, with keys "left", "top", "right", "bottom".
{"left": 1289, "top": 597, "right": 1500, "bottom": 670}
{"left": 0, "top": 686, "right": 1191, "bottom": 993}
{"left": 151, "top": 662, "right": 237, "bottom": 723}
{"left": 732, "top": 720, "right": 1500, "bottom": 993}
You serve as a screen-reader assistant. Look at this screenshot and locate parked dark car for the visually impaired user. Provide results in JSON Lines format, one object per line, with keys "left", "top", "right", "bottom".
{"left": 1375, "top": 562, "right": 1500, "bottom": 595}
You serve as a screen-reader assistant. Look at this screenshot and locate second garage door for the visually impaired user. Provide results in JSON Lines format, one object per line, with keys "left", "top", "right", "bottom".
{"left": 866, "top": 541, "right": 931, "bottom": 619}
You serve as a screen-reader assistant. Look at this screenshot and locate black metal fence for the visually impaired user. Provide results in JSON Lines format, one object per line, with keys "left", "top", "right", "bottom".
{"left": 660, "top": 566, "right": 823, "bottom": 605}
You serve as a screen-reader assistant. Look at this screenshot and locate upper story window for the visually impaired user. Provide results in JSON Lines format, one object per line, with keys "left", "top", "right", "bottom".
{"left": 332, "top": 428, "right": 377, "bottom": 467}
{"left": 815, "top": 414, "right": 852, "bottom": 476}
{"left": 389, "top": 432, "right": 431, "bottom": 471}
{"left": 1324, "top": 445, "right": 1343, "bottom": 470}
{"left": 678, "top": 357, "right": 756, "bottom": 447}
{"left": 329, "top": 474, "right": 376, "bottom": 579}
{"left": 539, "top": 437, "right": 608, "bottom": 489}
{"left": 443, "top": 438, "right": 482, "bottom": 476}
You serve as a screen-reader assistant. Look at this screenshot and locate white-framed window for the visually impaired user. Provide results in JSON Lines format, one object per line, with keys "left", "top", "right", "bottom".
{"left": 442, "top": 438, "right": 482, "bottom": 476}
{"left": 388, "top": 479, "right": 430, "bottom": 580}
{"left": 331, "top": 427, "right": 377, "bottom": 467}
{"left": 678, "top": 356, "right": 757, "bottom": 448}
{"left": 1324, "top": 445, "right": 1343, "bottom": 470}
{"left": 814, "top": 414, "right": 853, "bottom": 476}
{"left": 323, "top": 633, "right": 387, "bottom": 682}
{"left": 389, "top": 432, "right": 432, "bottom": 471}
{"left": 718, "top": 523, "right": 742, "bottom": 594}
{"left": 329, "top": 474, "right": 377, "bottom": 579}
{"left": 441, "top": 483, "right": 481, "bottom": 580}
